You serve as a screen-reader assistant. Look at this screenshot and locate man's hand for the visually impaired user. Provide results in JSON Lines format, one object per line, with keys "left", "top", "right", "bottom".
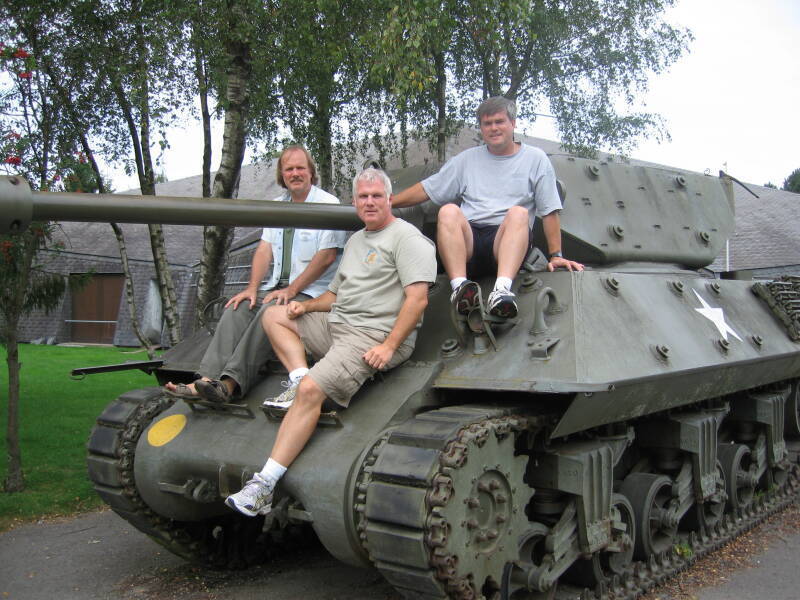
{"left": 285, "top": 300, "right": 307, "bottom": 320}
{"left": 547, "top": 256, "right": 585, "bottom": 272}
{"left": 263, "top": 286, "right": 297, "bottom": 305}
{"left": 225, "top": 288, "right": 258, "bottom": 310}
{"left": 363, "top": 342, "right": 395, "bottom": 371}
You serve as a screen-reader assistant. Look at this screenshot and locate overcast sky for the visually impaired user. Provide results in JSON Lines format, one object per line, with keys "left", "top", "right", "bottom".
{"left": 110, "top": 0, "right": 800, "bottom": 191}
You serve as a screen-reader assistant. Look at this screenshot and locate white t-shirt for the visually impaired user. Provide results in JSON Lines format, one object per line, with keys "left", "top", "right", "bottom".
{"left": 260, "top": 186, "right": 347, "bottom": 297}
{"left": 421, "top": 143, "right": 562, "bottom": 229}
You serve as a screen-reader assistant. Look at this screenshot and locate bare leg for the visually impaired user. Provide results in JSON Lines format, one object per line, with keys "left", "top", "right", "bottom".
{"left": 269, "top": 376, "right": 326, "bottom": 467}
{"left": 494, "top": 206, "right": 530, "bottom": 279}
{"left": 437, "top": 204, "right": 474, "bottom": 280}
{"left": 262, "top": 304, "right": 308, "bottom": 371}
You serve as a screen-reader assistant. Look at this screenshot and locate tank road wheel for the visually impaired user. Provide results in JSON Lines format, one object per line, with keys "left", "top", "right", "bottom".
{"left": 87, "top": 388, "right": 273, "bottom": 569}
{"left": 682, "top": 462, "right": 726, "bottom": 535}
{"left": 500, "top": 524, "right": 556, "bottom": 600}
{"left": 619, "top": 473, "right": 678, "bottom": 560}
{"left": 564, "top": 493, "right": 636, "bottom": 587}
{"left": 718, "top": 444, "right": 756, "bottom": 512}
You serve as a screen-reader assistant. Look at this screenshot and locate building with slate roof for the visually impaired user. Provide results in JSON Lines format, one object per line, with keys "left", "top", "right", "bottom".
{"left": 16, "top": 131, "right": 800, "bottom": 347}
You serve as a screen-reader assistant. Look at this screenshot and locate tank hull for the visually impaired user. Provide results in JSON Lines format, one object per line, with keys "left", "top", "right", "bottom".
{"left": 134, "top": 360, "right": 441, "bottom": 567}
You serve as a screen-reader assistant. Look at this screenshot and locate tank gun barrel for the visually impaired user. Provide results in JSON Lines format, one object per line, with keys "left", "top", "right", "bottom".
{"left": 0, "top": 175, "right": 362, "bottom": 234}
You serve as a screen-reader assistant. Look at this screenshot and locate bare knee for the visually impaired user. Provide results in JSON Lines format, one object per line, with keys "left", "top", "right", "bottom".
{"left": 262, "top": 303, "right": 284, "bottom": 328}
{"left": 504, "top": 205, "right": 529, "bottom": 226}
{"left": 296, "top": 377, "right": 326, "bottom": 409}
{"left": 437, "top": 203, "right": 465, "bottom": 226}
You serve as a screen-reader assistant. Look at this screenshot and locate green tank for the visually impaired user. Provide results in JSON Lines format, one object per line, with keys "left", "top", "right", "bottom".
{"left": 2, "top": 158, "right": 799, "bottom": 599}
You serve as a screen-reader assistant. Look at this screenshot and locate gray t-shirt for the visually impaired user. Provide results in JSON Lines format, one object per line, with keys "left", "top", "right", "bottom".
{"left": 421, "top": 143, "right": 562, "bottom": 228}
{"left": 327, "top": 219, "right": 436, "bottom": 346}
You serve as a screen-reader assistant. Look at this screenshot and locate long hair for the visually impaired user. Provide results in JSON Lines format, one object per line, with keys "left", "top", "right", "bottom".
{"left": 275, "top": 145, "right": 319, "bottom": 188}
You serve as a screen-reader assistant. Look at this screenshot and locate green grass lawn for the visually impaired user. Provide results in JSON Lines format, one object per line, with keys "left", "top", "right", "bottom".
{"left": 0, "top": 344, "right": 158, "bottom": 530}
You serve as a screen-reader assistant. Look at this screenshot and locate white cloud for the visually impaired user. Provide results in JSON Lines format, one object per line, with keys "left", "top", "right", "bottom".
{"left": 631, "top": 0, "right": 800, "bottom": 186}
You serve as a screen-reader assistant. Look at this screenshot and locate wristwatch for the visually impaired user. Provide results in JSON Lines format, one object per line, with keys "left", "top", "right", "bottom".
{"left": 549, "top": 251, "right": 563, "bottom": 260}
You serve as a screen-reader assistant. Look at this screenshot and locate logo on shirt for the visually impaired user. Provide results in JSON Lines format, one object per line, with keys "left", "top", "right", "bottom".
{"left": 363, "top": 248, "right": 379, "bottom": 265}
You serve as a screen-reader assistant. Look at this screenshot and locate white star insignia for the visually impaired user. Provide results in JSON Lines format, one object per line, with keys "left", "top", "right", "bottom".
{"left": 693, "top": 290, "right": 742, "bottom": 342}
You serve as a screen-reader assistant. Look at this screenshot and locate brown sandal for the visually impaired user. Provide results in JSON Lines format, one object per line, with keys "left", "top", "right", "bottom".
{"left": 195, "top": 379, "right": 232, "bottom": 404}
{"left": 164, "top": 382, "right": 199, "bottom": 399}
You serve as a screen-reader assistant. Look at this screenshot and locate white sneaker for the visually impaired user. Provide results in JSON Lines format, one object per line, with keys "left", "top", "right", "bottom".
{"left": 225, "top": 473, "right": 273, "bottom": 517}
{"left": 263, "top": 379, "right": 300, "bottom": 409}
{"left": 487, "top": 288, "right": 518, "bottom": 319}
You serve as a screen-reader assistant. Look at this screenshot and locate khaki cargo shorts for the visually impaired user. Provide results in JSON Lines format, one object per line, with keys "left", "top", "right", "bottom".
{"left": 297, "top": 312, "right": 414, "bottom": 407}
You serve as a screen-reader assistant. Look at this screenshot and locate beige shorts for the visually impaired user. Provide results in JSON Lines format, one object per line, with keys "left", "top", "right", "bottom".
{"left": 297, "top": 312, "right": 414, "bottom": 407}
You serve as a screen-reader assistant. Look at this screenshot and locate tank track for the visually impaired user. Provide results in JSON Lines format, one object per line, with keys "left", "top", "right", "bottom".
{"left": 355, "top": 405, "right": 542, "bottom": 599}
{"left": 752, "top": 276, "right": 800, "bottom": 341}
{"left": 355, "top": 405, "right": 800, "bottom": 600}
{"left": 86, "top": 388, "right": 272, "bottom": 569}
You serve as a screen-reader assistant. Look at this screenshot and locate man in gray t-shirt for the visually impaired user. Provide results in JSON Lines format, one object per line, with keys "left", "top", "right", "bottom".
{"left": 224, "top": 167, "right": 436, "bottom": 518}
{"left": 394, "top": 96, "right": 583, "bottom": 320}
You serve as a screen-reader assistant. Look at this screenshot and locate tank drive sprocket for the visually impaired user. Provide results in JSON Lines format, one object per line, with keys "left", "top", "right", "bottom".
{"left": 356, "top": 406, "right": 537, "bottom": 599}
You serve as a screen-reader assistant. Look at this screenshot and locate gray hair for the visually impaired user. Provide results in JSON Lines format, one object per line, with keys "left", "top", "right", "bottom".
{"left": 476, "top": 96, "right": 517, "bottom": 123}
{"left": 352, "top": 167, "right": 392, "bottom": 199}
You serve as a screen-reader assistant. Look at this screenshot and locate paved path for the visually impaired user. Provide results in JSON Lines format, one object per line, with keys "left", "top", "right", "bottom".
{"left": 2, "top": 504, "right": 799, "bottom": 600}
{"left": 0, "top": 509, "right": 397, "bottom": 600}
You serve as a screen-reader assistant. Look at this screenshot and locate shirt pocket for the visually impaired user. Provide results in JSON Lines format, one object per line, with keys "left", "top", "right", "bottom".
{"left": 296, "top": 230, "right": 316, "bottom": 262}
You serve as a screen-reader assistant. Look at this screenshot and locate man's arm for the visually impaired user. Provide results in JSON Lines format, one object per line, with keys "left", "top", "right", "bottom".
{"left": 285, "top": 290, "right": 337, "bottom": 320}
{"left": 362, "top": 281, "right": 429, "bottom": 370}
{"left": 541, "top": 211, "right": 584, "bottom": 272}
{"left": 226, "top": 240, "right": 273, "bottom": 309}
{"left": 391, "top": 182, "right": 430, "bottom": 208}
{"left": 264, "top": 247, "right": 338, "bottom": 305}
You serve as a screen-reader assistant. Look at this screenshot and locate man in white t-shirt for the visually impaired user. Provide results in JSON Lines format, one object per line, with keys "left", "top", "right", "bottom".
{"left": 224, "top": 167, "right": 436, "bottom": 517}
{"left": 164, "top": 145, "right": 346, "bottom": 403}
{"left": 393, "top": 96, "right": 583, "bottom": 320}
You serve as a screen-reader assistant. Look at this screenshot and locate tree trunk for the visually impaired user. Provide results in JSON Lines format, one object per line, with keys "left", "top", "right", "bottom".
{"left": 3, "top": 234, "right": 36, "bottom": 493}
{"left": 434, "top": 51, "right": 447, "bottom": 163}
{"left": 130, "top": 20, "right": 181, "bottom": 345}
{"left": 192, "top": 20, "right": 212, "bottom": 199}
{"left": 3, "top": 330, "right": 24, "bottom": 493}
{"left": 195, "top": 36, "right": 252, "bottom": 326}
{"left": 86, "top": 157, "right": 156, "bottom": 355}
{"left": 314, "top": 100, "right": 334, "bottom": 191}
{"left": 110, "top": 223, "right": 158, "bottom": 357}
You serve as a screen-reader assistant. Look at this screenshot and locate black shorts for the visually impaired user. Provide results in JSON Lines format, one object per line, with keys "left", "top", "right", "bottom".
{"left": 466, "top": 223, "right": 533, "bottom": 279}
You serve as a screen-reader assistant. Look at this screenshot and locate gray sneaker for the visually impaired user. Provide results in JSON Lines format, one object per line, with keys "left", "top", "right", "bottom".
{"left": 450, "top": 280, "right": 480, "bottom": 315}
{"left": 225, "top": 473, "right": 273, "bottom": 517}
{"left": 263, "top": 379, "right": 300, "bottom": 409}
{"left": 487, "top": 288, "right": 518, "bottom": 319}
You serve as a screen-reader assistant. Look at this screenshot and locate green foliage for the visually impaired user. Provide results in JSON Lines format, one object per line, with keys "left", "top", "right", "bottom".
{"left": 0, "top": 224, "right": 66, "bottom": 336}
{"left": 764, "top": 182, "right": 777, "bottom": 189}
{"left": 673, "top": 542, "right": 693, "bottom": 558}
{"left": 0, "top": 344, "right": 157, "bottom": 529}
{"left": 783, "top": 168, "right": 800, "bottom": 193}
{"left": 371, "top": 0, "right": 692, "bottom": 157}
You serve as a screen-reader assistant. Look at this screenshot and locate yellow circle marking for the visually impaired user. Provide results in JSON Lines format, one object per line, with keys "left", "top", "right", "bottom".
{"left": 147, "top": 414, "right": 187, "bottom": 447}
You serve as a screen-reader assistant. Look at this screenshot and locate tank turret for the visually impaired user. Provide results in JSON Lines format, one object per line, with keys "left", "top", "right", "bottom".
{"left": 549, "top": 155, "right": 735, "bottom": 268}
{"left": 1, "top": 156, "right": 798, "bottom": 600}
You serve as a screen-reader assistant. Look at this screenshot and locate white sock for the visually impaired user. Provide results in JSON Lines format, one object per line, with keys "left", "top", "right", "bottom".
{"left": 259, "top": 458, "right": 287, "bottom": 486}
{"left": 450, "top": 277, "right": 467, "bottom": 291}
{"left": 289, "top": 367, "right": 309, "bottom": 384}
{"left": 494, "top": 277, "right": 513, "bottom": 292}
